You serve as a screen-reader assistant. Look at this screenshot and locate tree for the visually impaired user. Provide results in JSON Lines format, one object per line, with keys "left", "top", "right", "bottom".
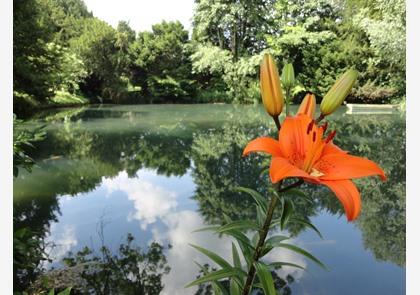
{"left": 69, "top": 18, "right": 129, "bottom": 102}
{"left": 13, "top": 0, "right": 58, "bottom": 104}
{"left": 192, "top": 0, "right": 276, "bottom": 60}
{"left": 130, "top": 21, "right": 195, "bottom": 101}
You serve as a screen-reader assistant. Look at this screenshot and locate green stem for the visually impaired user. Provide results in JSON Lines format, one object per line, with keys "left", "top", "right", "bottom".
{"left": 285, "top": 88, "right": 291, "bottom": 116}
{"left": 241, "top": 179, "right": 303, "bottom": 295}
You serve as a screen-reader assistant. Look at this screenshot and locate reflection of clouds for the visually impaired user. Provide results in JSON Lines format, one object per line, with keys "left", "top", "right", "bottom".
{"left": 45, "top": 224, "right": 78, "bottom": 264}
{"left": 151, "top": 211, "right": 307, "bottom": 294}
{"left": 263, "top": 232, "right": 307, "bottom": 281}
{"left": 101, "top": 170, "right": 307, "bottom": 293}
{"left": 152, "top": 210, "right": 234, "bottom": 295}
{"left": 102, "top": 171, "right": 177, "bottom": 229}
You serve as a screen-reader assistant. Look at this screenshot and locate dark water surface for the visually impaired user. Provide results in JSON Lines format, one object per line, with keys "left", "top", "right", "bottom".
{"left": 14, "top": 104, "right": 406, "bottom": 294}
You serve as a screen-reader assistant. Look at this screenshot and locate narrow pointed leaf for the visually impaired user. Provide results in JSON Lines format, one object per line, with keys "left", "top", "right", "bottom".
{"left": 230, "top": 279, "right": 241, "bottom": 295}
{"left": 281, "top": 199, "right": 294, "bottom": 230}
{"left": 185, "top": 269, "right": 238, "bottom": 288}
{"left": 223, "top": 213, "right": 233, "bottom": 223}
{"left": 254, "top": 262, "right": 276, "bottom": 295}
{"left": 277, "top": 243, "right": 327, "bottom": 270}
{"left": 235, "top": 187, "right": 268, "bottom": 213}
{"left": 232, "top": 243, "right": 241, "bottom": 269}
{"left": 57, "top": 288, "right": 72, "bottom": 295}
{"left": 265, "top": 235, "right": 290, "bottom": 246}
{"left": 192, "top": 225, "right": 221, "bottom": 233}
{"left": 269, "top": 261, "right": 305, "bottom": 270}
{"left": 216, "top": 220, "right": 259, "bottom": 233}
{"left": 189, "top": 244, "right": 232, "bottom": 269}
{"left": 256, "top": 205, "right": 266, "bottom": 227}
{"left": 290, "top": 217, "right": 323, "bottom": 239}
{"left": 221, "top": 229, "right": 254, "bottom": 250}
{"left": 194, "top": 262, "right": 229, "bottom": 295}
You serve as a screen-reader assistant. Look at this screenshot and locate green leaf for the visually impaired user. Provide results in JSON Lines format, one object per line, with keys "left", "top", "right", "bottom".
{"left": 216, "top": 220, "right": 259, "bottom": 233}
{"left": 48, "top": 289, "right": 54, "bottom": 295}
{"left": 194, "top": 262, "right": 229, "bottom": 295}
{"left": 221, "top": 229, "right": 254, "bottom": 250}
{"left": 220, "top": 229, "right": 254, "bottom": 267}
{"left": 230, "top": 279, "right": 241, "bottom": 295}
{"left": 260, "top": 244, "right": 273, "bottom": 258}
{"left": 189, "top": 244, "right": 232, "bottom": 269}
{"left": 231, "top": 242, "right": 241, "bottom": 269}
{"left": 185, "top": 268, "right": 238, "bottom": 288}
{"left": 290, "top": 217, "right": 323, "bottom": 239}
{"left": 265, "top": 235, "right": 290, "bottom": 246}
{"left": 223, "top": 213, "right": 233, "bottom": 223}
{"left": 269, "top": 261, "right": 305, "bottom": 270}
{"left": 254, "top": 262, "right": 276, "bottom": 295}
{"left": 261, "top": 235, "right": 290, "bottom": 257}
{"left": 235, "top": 187, "right": 268, "bottom": 213}
{"left": 256, "top": 205, "right": 266, "bottom": 227}
{"left": 192, "top": 225, "right": 221, "bottom": 233}
{"left": 277, "top": 243, "right": 327, "bottom": 270}
{"left": 57, "top": 288, "right": 72, "bottom": 295}
{"left": 281, "top": 198, "right": 294, "bottom": 230}
{"left": 251, "top": 232, "right": 259, "bottom": 247}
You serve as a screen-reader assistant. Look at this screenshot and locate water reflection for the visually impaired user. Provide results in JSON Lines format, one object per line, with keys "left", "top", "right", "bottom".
{"left": 14, "top": 105, "right": 405, "bottom": 293}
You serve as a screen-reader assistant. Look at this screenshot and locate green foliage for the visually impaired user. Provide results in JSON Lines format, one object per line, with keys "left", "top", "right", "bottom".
{"left": 191, "top": 44, "right": 264, "bottom": 104}
{"left": 187, "top": 187, "right": 324, "bottom": 294}
{"left": 267, "top": 0, "right": 405, "bottom": 103}
{"left": 13, "top": 0, "right": 59, "bottom": 102}
{"left": 46, "top": 43, "right": 88, "bottom": 94}
{"left": 13, "top": 0, "right": 405, "bottom": 116}
{"left": 131, "top": 21, "right": 195, "bottom": 101}
{"left": 14, "top": 227, "right": 51, "bottom": 292}
{"left": 13, "top": 115, "right": 46, "bottom": 178}
{"left": 69, "top": 17, "right": 127, "bottom": 101}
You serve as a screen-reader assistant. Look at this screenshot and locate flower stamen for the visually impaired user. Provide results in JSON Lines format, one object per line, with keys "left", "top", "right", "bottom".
{"left": 325, "top": 130, "right": 337, "bottom": 143}
{"left": 306, "top": 120, "right": 315, "bottom": 134}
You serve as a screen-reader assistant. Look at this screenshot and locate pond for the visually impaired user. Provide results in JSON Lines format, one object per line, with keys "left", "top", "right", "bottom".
{"left": 14, "top": 104, "right": 406, "bottom": 294}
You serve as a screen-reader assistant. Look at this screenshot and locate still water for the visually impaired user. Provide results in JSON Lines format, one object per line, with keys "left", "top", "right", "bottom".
{"left": 14, "top": 104, "right": 405, "bottom": 294}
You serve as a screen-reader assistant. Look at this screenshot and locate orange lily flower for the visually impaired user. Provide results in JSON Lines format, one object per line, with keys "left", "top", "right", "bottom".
{"left": 243, "top": 96, "right": 386, "bottom": 221}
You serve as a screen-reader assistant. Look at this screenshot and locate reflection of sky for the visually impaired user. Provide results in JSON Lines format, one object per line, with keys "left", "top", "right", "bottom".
{"left": 45, "top": 168, "right": 405, "bottom": 294}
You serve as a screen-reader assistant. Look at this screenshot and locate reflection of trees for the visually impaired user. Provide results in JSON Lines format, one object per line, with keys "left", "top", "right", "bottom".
{"left": 331, "top": 115, "right": 406, "bottom": 266}
{"left": 15, "top": 107, "right": 406, "bottom": 289}
{"left": 14, "top": 117, "right": 190, "bottom": 292}
{"left": 26, "top": 234, "right": 170, "bottom": 295}
{"left": 58, "top": 234, "right": 170, "bottom": 294}
{"left": 191, "top": 123, "right": 273, "bottom": 224}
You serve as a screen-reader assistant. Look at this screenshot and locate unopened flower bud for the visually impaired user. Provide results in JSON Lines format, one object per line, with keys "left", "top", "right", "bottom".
{"left": 281, "top": 63, "right": 295, "bottom": 90}
{"left": 298, "top": 93, "right": 316, "bottom": 118}
{"left": 320, "top": 69, "right": 358, "bottom": 116}
{"left": 260, "top": 53, "right": 284, "bottom": 117}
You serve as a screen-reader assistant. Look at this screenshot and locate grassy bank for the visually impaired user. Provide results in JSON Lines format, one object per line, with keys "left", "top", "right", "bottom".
{"left": 14, "top": 91, "right": 89, "bottom": 117}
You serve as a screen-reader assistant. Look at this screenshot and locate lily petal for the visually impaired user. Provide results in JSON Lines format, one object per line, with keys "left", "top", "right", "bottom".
{"left": 270, "top": 157, "right": 312, "bottom": 183}
{"left": 297, "top": 93, "right": 316, "bottom": 118}
{"left": 278, "top": 115, "right": 313, "bottom": 159}
{"left": 314, "top": 153, "right": 386, "bottom": 181}
{"left": 321, "top": 142, "right": 347, "bottom": 156}
{"left": 243, "top": 137, "right": 283, "bottom": 157}
{"left": 321, "top": 179, "right": 361, "bottom": 221}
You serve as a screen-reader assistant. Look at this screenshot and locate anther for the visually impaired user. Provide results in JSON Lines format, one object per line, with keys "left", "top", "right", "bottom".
{"left": 306, "top": 120, "right": 315, "bottom": 134}
{"left": 312, "top": 131, "right": 316, "bottom": 142}
{"left": 321, "top": 122, "right": 328, "bottom": 132}
{"left": 325, "top": 130, "right": 337, "bottom": 143}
